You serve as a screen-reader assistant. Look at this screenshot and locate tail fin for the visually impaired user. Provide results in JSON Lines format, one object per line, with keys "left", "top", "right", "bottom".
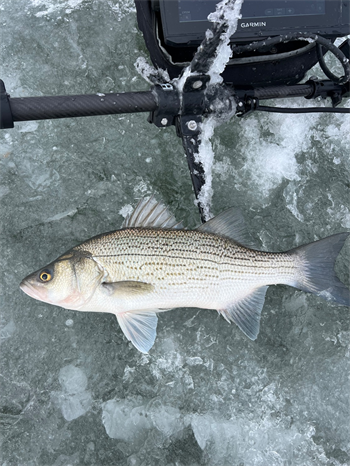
{"left": 290, "top": 233, "right": 349, "bottom": 306}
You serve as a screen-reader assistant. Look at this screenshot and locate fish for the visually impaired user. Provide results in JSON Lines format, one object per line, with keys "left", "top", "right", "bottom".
{"left": 20, "top": 196, "right": 349, "bottom": 353}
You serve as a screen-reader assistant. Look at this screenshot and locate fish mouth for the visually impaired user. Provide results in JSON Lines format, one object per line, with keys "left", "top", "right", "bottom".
{"left": 20, "top": 280, "right": 48, "bottom": 303}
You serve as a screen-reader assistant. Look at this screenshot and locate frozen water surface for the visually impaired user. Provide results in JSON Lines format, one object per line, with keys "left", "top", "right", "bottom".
{"left": 1, "top": 0, "right": 350, "bottom": 465}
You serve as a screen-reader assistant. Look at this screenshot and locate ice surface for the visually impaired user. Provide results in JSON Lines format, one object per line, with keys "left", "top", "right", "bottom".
{"left": 0, "top": 0, "right": 349, "bottom": 465}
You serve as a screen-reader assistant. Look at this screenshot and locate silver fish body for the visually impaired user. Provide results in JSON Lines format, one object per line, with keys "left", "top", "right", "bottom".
{"left": 74, "top": 228, "right": 295, "bottom": 314}
{"left": 20, "top": 197, "right": 349, "bottom": 353}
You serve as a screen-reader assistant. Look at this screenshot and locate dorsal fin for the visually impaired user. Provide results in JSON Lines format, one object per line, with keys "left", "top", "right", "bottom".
{"left": 122, "top": 196, "right": 184, "bottom": 229}
{"left": 197, "top": 207, "right": 257, "bottom": 249}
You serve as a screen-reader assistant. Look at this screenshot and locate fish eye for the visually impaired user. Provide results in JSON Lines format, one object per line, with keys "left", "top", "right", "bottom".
{"left": 39, "top": 269, "right": 53, "bottom": 282}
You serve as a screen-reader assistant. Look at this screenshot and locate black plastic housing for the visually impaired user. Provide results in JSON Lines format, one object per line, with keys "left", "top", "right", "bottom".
{"left": 135, "top": 0, "right": 349, "bottom": 86}
{"left": 159, "top": 0, "right": 349, "bottom": 46}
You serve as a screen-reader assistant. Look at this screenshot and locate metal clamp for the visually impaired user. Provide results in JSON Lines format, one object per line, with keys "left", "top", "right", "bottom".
{"left": 148, "top": 83, "right": 180, "bottom": 127}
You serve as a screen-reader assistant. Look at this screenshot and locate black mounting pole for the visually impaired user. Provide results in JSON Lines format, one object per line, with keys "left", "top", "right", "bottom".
{"left": 6, "top": 91, "right": 157, "bottom": 122}
{"left": 0, "top": 80, "right": 14, "bottom": 129}
{"left": 173, "top": 1, "right": 239, "bottom": 222}
{"left": 175, "top": 76, "right": 210, "bottom": 223}
{"left": 176, "top": 116, "right": 206, "bottom": 224}
{"left": 149, "top": 77, "right": 211, "bottom": 223}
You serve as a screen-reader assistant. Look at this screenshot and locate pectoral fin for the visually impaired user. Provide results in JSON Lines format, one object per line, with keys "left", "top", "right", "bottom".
{"left": 116, "top": 310, "right": 158, "bottom": 353}
{"left": 101, "top": 281, "right": 154, "bottom": 297}
{"left": 220, "top": 286, "right": 268, "bottom": 340}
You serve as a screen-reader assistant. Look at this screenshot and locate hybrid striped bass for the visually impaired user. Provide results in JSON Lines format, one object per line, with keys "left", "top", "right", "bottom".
{"left": 20, "top": 197, "right": 349, "bottom": 353}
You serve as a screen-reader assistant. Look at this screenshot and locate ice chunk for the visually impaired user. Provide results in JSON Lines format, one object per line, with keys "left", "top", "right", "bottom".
{"left": 148, "top": 399, "right": 185, "bottom": 436}
{"left": 107, "top": 0, "right": 136, "bottom": 22}
{"left": 195, "top": 117, "right": 217, "bottom": 219}
{"left": 326, "top": 193, "right": 350, "bottom": 229}
{"left": 51, "top": 391, "right": 92, "bottom": 422}
{"left": 119, "top": 204, "right": 134, "bottom": 219}
{"left": 191, "top": 413, "right": 332, "bottom": 466}
{"left": 53, "top": 452, "right": 80, "bottom": 466}
{"left": 51, "top": 365, "right": 92, "bottom": 421}
{"left": 102, "top": 399, "right": 151, "bottom": 441}
{"left": 18, "top": 121, "right": 39, "bottom": 133}
{"left": 0, "top": 320, "right": 16, "bottom": 340}
{"left": 134, "top": 56, "right": 170, "bottom": 84}
{"left": 206, "top": 0, "right": 244, "bottom": 85}
{"left": 102, "top": 397, "right": 187, "bottom": 442}
{"left": 58, "top": 364, "right": 88, "bottom": 394}
{"left": 191, "top": 414, "right": 212, "bottom": 450}
{"left": 32, "top": 0, "right": 85, "bottom": 17}
{"left": 47, "top": 208, "right": 78, "bottom": 222}
{"left": 186, "top": 356, "right": 203, "bottom": 366}
{"left": 283, "top": 182, "right": 305, "bottom": 222}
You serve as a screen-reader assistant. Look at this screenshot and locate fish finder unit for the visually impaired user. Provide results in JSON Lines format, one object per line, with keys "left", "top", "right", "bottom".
{"left": 136, "top": 0, "right": 350, "bottom": 85}
{"left": 159, "top": 0, "right": 349, "bottom": 46}
{"left": 0, "top": 0, "right": 349, "bottom": 222}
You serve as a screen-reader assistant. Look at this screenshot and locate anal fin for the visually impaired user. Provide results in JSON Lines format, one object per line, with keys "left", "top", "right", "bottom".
{"left": 220, "top": 286, "right": 268, "bottom": 340}
{"left": 117, "top": 310, "right": 158, "bottom": 353}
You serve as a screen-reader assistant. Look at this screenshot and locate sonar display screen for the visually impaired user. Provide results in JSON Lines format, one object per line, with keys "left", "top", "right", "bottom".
{"left": 178, "top": 0, "right": 326, "bottom": 22}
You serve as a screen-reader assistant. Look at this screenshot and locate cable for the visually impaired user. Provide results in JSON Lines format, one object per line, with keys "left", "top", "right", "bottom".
{"left": 316, "top": 43, "right": 346, "bottom": 83}
{"left": 256, "top": 105, "right": 350, "bottom": 114}
{"left": 232, "top": 33, "right": 350, "bottom": 84}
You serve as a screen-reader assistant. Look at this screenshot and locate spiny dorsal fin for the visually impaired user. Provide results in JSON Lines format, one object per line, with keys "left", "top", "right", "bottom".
{"left": 197, "top": 207, "right": 257, "bottom": 249}
{"left": 116, "top": 310, "right": 158, "bottom": 353}
{"left": 220, "top": 286, "right": 268, "bottom": 340}
{"left": 122, "top": 196, "right": 184, "bottom": 229}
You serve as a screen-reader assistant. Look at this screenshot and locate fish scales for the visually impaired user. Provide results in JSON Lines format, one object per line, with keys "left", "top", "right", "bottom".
{"left": 20, "top": 197, "right": 349, "bottom": 353}
{"left": 74, "top": 228, "right": 297, "bottom": 301}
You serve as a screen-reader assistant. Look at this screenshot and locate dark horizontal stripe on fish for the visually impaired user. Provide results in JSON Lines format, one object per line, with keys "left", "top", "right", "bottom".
{"left": 91, "top": 252, "right": 276, "bottom": 267}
